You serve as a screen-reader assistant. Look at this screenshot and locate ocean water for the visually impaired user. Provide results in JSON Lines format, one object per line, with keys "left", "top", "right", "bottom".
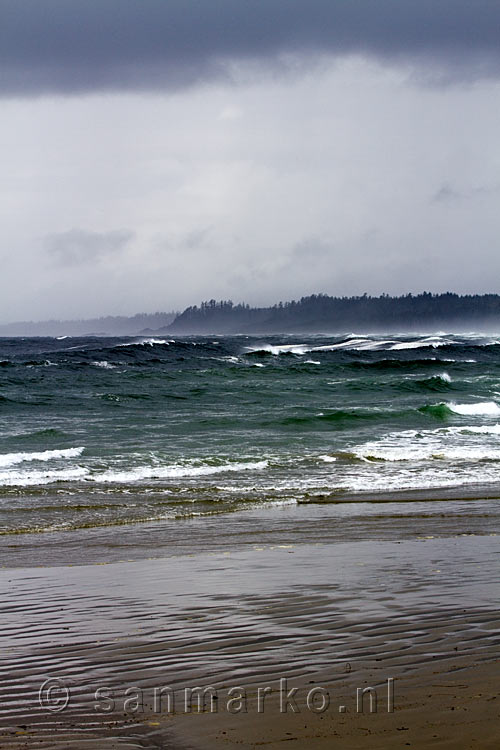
{"left": 1, "top": 332, "right": 500, "bottom": 540}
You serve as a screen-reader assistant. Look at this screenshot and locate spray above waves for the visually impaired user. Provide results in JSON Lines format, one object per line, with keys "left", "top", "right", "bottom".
{"left": 245, "top": 333, "right": 500, "bottom": 357}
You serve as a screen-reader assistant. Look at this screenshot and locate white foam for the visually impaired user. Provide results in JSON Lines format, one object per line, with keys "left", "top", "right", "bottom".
{"left": 311, "top": 339, "right": 367, "bottom": 351}
{"left": 248, "top": 338, "right": 390, "bottom": 354}
{"left": 305, "top": 360, "right": 321, "bottom": 365}
{"left": 0, "top": 466, "right": 89, "bottom": 487}
{"left": 318, "top": 455, "right": 337, "bottom": 463}
{"left": 118, "top": 338, "right": 171, "bottom": 347}
{"left": 390, "top": 338, "right": 449, "bottom": 350}
{"left": 93, "top": 460, "right": 269, "bottom": 483}
{"left": 350, "top": 421, "right": 500, "bottom": 464}
{"left": 409, "top": 372, "right": 451, "bottom": 383}
{"left": 353, "top": 442, "right": 500, "bottom": 462}
{"left": 447, "top": 424, "right": 500, "bottom": 434}
{"left": 0, "top": 447, "right": 85, "bottom": 469}
{"left": 246, "top": 344, "right": 309, "bottom": 355}
{"left": 448, "top": 401, "right": 500, "bottom": 416}
{"left": 93, "top": 360, "right": 116, "bottom": 369}
{"left": 245, "top": 335, "right": 481, "bottom": 356}
{"left": 312, "top": 339, "right": 395, "bottom": 352}
{"left": 134, "top": 338, "right": 170, "bottom": 346}
{"left": 342, "top": 465, "right": 500, "bottom": 492}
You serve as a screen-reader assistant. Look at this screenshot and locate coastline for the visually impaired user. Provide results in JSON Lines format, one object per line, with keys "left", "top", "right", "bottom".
{"left": 2, "top": 482, "right": 500, "bottom": 568}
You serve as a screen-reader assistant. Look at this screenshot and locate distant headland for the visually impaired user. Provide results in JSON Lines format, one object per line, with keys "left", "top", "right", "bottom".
{"left": 3, "top": 292, "right": 500, "bottom": 336}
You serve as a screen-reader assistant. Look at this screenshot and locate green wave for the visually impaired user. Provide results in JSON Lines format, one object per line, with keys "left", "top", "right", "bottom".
{"left": 418, "top": 402, "right": 454, "bottom": 419}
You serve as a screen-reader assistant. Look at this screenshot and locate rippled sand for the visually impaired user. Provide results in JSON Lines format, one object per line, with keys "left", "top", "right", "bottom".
{"left": 0, "top": 501, "right": 499, "bottom": 749}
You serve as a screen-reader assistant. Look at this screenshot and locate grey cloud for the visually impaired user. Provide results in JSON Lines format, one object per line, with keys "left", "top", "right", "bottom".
{"left": 183, "top": 228, "right": 212, "bottom": 251}
{"left": 2, "top": 0, "right": 500, "bottom": 96}
{"left": 45, "top": 228, "right": 134, "bottom": 266}
{"left": 432, "top": 184, "right": 463, "bottom": 203}
{"left": 288, "top": 237, "right": 334, "bottom": 264}
{"left": 432, "top": 183, "right": 500, "bottom": 203}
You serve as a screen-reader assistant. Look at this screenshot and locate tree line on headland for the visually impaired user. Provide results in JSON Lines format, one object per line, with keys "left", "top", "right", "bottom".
{"left": 2, "top": 293, "right": 500, "bottom": 336}
{"left": 166, "top": 292, "right": 500, "bottom": 334}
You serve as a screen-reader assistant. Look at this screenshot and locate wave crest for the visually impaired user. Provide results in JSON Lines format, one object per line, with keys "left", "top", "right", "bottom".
{"left": 0, "top": 447, "right": 85, "bottom": 469}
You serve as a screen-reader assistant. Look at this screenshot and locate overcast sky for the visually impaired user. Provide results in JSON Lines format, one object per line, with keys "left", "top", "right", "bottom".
{"left": 1, "top": 0, "right": 500, "bottom": 321}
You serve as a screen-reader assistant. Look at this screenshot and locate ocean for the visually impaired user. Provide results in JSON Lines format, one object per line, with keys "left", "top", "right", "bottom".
{"left": 1, "top": 332, "right": 500, "bottom": 563}
{"left": 1, "top": 332, "right": 500, "bottom": 749}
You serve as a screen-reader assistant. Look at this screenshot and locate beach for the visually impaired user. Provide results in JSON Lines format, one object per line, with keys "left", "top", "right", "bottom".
{"left": 0, "top": 500, "right": 498, "bottom": 749}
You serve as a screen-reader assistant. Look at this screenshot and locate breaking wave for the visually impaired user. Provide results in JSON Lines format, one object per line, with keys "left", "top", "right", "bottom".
{"left": 419, "top": 401, "right": 500, "bottom": 419}
{"left": 0, "top": 467, "right": 89, "bottom": 487}
{"left": 92, "top": 460, "right": 269, "bottom": 483}
{"left": 0, "top": 447, "right": 84, "bottom": 469}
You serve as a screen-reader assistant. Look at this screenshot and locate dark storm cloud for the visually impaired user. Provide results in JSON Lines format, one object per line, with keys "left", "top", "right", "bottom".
{"left": 1, "top": 0, "right": 500, "bottom": 96}
{"left": 45, "top": 229, "right": 134, "bottom": 266}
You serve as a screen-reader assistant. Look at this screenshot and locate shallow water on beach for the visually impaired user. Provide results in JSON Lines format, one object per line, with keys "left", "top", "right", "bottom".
{"left": 2, "top": 332, "right": 500, "bottom": 548}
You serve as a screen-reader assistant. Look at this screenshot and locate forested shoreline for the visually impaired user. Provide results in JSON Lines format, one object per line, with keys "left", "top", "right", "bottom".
{"left": 167, "top": 293, "right": 500, "bottom": 333}
{"left": 3, "top": 293, "right": 500, "bottom": 336}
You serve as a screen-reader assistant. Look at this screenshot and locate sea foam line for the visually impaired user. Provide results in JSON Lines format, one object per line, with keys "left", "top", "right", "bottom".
{"left": 0, "top": 467, "right": 89, "bottom": 487}
{"left": 93, "top": 460, "right": 269, "bottom": 483}
{"left": 0, "top": 447, "right": 85, "bottom": 469}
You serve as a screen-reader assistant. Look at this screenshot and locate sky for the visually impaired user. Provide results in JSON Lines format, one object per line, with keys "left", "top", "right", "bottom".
{"left": 1, "top": 1, "right": 500, "bottom": 322}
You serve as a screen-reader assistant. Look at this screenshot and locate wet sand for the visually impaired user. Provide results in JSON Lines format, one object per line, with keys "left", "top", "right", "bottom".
{"left": 0, "top": 504, "right": 499, "bottom": 748}
{"left": 172, "top": 657, "right": 500, "bottom": 750}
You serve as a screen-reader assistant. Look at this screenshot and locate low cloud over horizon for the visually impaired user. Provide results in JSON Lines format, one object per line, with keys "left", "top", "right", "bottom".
{"left": 1, "top": 1, "right": 500, "bottom": 322}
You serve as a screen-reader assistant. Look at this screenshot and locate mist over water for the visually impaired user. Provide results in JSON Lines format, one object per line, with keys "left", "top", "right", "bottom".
{"left": 1, "top": 332, "right": 500, "bottom": 538}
